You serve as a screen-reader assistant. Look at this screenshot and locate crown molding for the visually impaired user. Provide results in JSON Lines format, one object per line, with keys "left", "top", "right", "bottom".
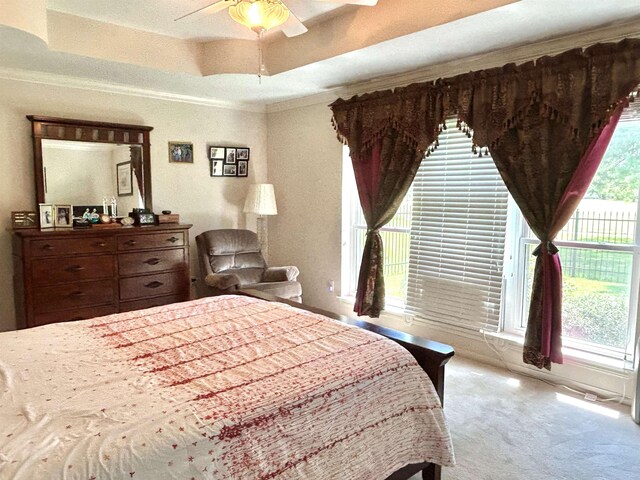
{"left": 266, "top": 91, "right": 341, "bottom": 114}
{"left": 265, "top": 19, "right": 640, "bottom": 114}
{"left": 0, "top": 66, "right": 266, "bottom": 113}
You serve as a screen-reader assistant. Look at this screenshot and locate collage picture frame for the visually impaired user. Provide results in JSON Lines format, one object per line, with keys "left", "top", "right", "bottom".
{"left": 210, "top": 146, "right": 249, "bottom": 178}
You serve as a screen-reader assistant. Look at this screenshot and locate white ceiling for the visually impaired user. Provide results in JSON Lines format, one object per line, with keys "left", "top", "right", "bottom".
{"left": 47, "top": 0, "right": 347, "bottom": 41}
{"left": 2, "top": 0, "right": 640, "bottom": 108}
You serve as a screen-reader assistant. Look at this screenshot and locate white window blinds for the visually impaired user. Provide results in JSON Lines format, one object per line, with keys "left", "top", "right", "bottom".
{"left": 405, "top": 118, "right": 509, "bottom": 333}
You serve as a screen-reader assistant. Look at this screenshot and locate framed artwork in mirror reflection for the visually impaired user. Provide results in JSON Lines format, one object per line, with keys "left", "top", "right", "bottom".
{"left": 117, "top": 161, "right": 133, "bottom": 196}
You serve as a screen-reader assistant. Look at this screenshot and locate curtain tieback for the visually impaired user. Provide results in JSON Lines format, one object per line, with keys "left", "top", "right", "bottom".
{"left": 366, "top": 228, "right": 380, "bottom": 235}
{"left": 532, "top": 240, "right": 559, "bottom": 256}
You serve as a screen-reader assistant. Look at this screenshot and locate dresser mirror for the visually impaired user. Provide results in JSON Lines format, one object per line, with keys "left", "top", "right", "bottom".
{"left": 28, "top": 116, "right": 154, "bottom": 214}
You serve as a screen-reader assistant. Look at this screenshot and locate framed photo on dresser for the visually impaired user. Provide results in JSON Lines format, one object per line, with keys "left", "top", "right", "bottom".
{"left": 54, "top": 204, "right": 72, "bottom": 228}
{"left": 38, "top": 203, "right": 54, "bottom": 229}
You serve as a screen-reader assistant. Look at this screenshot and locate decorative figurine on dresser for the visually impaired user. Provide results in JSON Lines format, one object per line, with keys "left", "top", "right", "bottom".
{"left": 12, "top": 116, "right": 192, "bottom": 329}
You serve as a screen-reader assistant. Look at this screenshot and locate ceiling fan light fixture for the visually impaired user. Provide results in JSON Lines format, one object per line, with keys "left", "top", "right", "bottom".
{"left": 229, "top": 0, "right": 290, "bottom": 34}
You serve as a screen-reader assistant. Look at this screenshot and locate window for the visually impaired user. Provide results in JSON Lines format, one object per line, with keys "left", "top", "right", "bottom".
{"left": 342, "top": 151, "right": 413, "bottom": 306}
{"left": 404, "top": 120, "right": 508, "bottom": 332}
{"left": 504, "top": 116, "right": 640, "bottom": 360}
{"left": 343, "top": 117, "right": 509, "bottom": 327}
{"left": 342, "top": 110, "right": 640, "bottom": 362}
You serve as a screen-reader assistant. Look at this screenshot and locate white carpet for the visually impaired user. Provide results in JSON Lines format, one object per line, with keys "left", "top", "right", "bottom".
{"left": 433, "top": 357, "right": 640, "bottom": 480}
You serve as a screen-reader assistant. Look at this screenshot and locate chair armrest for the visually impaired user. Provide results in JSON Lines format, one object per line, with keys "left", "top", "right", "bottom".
{"left": 205, "top": 273, "right": 241, "bottom": 290}
{"left": 263, "top": 266, "right": 300, "bottom": 282}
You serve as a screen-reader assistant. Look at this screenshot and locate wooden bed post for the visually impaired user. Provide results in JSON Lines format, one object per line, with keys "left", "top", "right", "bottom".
{"left": 237, "top": 290, "right": 454, "bottom": 480}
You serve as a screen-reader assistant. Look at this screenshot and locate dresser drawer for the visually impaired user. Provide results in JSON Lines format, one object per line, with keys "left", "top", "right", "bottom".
{"left": 33, "top": 305, "right": 117, "bottom": 327}
{"left": 119, "top": 272, "right": 186, "bottom": 301}
{"left": 33, "top": 280, "right": 115, "bottom": 313}
{"left": 31, "top": 237, "right": 115, "bottom": 258}
{"left": 118, "top": 232, "right": 185, "bottom": 251}
{"left": 118, "top": 249, "right": 185, "bottom": 276}
{"left": 32, "top": 255, "right": 114, "bottom": 286}
{"left": 120, "top": 294, "right": 186, "bottom": 312}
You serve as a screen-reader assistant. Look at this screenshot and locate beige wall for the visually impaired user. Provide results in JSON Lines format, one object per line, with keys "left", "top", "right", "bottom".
{"left": 267, "top": 103, "right": 344, "bottom": 312}
{"left": 0, "top": 77, "right": 267, "bottom": 331}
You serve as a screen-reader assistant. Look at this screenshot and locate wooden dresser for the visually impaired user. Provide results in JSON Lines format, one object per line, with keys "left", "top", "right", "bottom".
{"left": 12, "top": 224, "right": 191, "bottom": 329}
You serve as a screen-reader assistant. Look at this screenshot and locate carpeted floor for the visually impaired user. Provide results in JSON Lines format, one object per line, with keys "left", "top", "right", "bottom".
{"left": 428, "top": 357, "right": 640, "bottom": 480}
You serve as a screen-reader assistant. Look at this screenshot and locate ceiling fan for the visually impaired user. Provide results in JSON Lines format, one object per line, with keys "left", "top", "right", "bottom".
{"left": 175, "top": 0, "right": 378, "bottom": 38}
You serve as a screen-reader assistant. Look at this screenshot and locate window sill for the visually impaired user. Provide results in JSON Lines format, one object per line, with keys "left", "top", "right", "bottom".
{"left": 485, "top": 331, "right": 632, "bottom": 373}
{"left": 338, "top": 296, "right": 632, "bottom": 376}
{"left": 337, "top": 295, "right": 407, "bottom": 313}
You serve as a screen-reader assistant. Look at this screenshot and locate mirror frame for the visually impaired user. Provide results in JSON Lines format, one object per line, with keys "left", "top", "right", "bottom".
{"left": 27, "top": 115, "right": 153, "bottom": 211}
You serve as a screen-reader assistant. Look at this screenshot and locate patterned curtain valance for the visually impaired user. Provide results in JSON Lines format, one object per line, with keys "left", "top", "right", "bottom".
{"left": 446, "top": 38, "right": 640, "bottom": 151}
{"left": 331, "top": 38, "right": 640, "bottom": 157}
{"left": 330, "top": 83, "right": 445, "bottom": 160}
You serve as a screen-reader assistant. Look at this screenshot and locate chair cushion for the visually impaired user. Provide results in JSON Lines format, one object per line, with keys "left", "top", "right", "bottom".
{"left": 204, "top": 229, "right": 261, "bottom": 256}
{"left": 244, "top": 281, "right": 303, "bottom": 299}
{"left": 210, "top": 253, "right": 266, "bottom": 274}
{"left": 221, "top": 267, "right": 264, "bottom": 286}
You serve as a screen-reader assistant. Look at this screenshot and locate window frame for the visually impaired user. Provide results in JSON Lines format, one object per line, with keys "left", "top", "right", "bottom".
{"left": 341, "top": 148, "right": 411, "bottom": 308}
{"left": 502, "top": 199, "right": 640, "bottom": 363}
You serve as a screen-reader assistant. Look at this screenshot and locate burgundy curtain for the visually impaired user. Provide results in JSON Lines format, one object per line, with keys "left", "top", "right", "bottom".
{"left": 490, "top": 105, "right": 622, "bottom": 369}
{"left": 331, "top": 86, "right": 445, "bottom": 316}
{"left": 448, "top": 41, "right": 640, "bottom": 369}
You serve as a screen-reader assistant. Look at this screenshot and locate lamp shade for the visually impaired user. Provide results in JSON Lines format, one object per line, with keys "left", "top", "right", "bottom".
{"left": 243, "top": 183, "right": 278, "bottom": 215}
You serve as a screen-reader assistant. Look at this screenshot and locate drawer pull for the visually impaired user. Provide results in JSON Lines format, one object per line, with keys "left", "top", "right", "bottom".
{"left": 145, "top": 281, "right": 164, "bottom": 289}
{"left": 69, "top": 291, "right": 86, "bottom": 297}
{"left": 167, "top": 237, "right": 179, "bottom": 243}
{"left": 125, "top": 240, "right": 137, "bottom": 247}
{"left": 65, "top": 265, "right": 86, "bottom": 272}
{"left": 96, "top": 242, "right": 108, "bottom": 248}
{"left": 42, "top": 244, "right": 54, "bottom": 251}
{"left": 144, "top": 258, "right": 160, "bottom": 265}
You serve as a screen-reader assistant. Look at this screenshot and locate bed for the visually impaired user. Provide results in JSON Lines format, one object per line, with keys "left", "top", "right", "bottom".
{"left": 0, "top": 293, "right": 455, "bottom": 479}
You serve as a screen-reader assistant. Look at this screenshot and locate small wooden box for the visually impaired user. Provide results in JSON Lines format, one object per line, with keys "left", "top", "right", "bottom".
{"left": 156, "top": 214, "right": 180, "bottom": 224}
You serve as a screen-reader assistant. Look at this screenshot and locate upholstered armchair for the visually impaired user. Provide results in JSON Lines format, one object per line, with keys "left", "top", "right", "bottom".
{"left": 195, "top": 229, "right": 302, "bottom": 301}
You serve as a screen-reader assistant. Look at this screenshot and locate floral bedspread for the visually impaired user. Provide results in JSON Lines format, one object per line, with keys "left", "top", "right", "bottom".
{"left": 0, "top": 295, "right": 454, "bottom": 479}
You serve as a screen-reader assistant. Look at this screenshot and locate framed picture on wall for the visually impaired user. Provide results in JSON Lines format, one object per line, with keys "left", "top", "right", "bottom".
{"left": 225, "top": 148, "right": 236, "bottom": 164}
{"left": 39, "top": 203, "right": 54, "bottom": 229}
{"left": 210, "top": 160, "right": 223, "bottom": 177}
{"left": 168, "top": 142, "right": 194, "bottom": 163}
{"left": 54, "top": 204, "right": 73, "bottom": 228}
{"left": 210, "top": 147, "right": 225, "bottom": 160}
{"left": 236, "top": 148, "right": 250, "bottom": 160}
{"left": 117, "top": 161, "right": 133, "bottom": 196}
{"left": 237, "top": 160, "right": 248, "bottom": 177}
{"left": 208, "top": 145, "right": 249, "bottom": 178}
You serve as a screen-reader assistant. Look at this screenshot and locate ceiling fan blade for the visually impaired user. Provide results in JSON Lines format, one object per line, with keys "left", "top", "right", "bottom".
{"left": 317, "top": 0, "right": 378, "bottom": 6}
{"left": 281, "top": 11, "right": 308, "bottom": 37}
{"left": 174, "top": 0, "right": 233, "bottom": 22}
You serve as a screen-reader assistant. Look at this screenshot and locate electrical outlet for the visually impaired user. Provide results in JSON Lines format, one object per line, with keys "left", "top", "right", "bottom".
{"left": 584, "top": 392, "right": 598, "bottom": 402}
{"left": 328, "top": 280, "right": 334, "bottom": 293}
